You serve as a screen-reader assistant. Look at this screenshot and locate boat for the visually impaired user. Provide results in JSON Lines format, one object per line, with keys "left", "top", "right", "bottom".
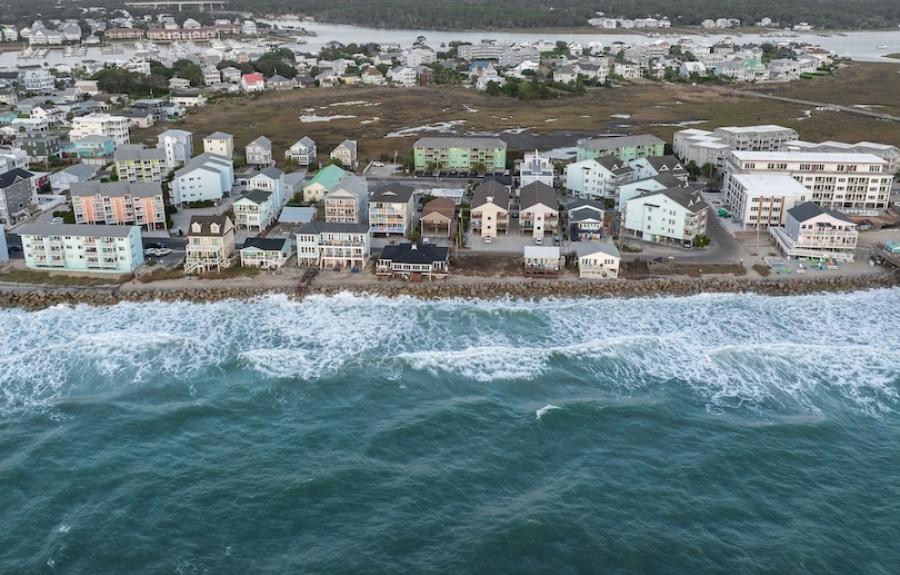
{"left": 877, "top": 44, "right": 889, "bottom": 49}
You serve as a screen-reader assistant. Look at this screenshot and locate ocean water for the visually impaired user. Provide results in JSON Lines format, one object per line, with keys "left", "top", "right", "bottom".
{"left": 1, "top": 289, "right": 900, "bottom": 574}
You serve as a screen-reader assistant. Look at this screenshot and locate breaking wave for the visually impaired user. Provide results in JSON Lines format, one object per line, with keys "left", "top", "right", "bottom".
{"left": 0, "top": 289, "right": 898, "bottom": 416}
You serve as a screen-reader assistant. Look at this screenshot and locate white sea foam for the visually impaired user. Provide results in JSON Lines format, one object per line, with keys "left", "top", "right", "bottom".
{"left": 0, "top": 289, "right": 898, "bottom": 417}
{"left": 536, "top": 404, "right": 561, "bottom": 420}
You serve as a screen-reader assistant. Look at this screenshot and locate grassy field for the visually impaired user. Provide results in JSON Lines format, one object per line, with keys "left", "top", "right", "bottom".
{"left": 133, "top": 62, "right": 900, "bottom": 166}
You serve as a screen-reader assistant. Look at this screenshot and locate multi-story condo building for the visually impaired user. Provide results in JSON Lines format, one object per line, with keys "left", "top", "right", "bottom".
{"left": 171, "top": 153, "right": 234, "bottom": 206}
{"left": 203, "top": 131, "right": 233, "bottom": 158}
{"left": 770, "top": 202, "right": 858, "bottom": 262}
{"left": 286, "top": 136, "right": 316, "bottom": 166}
{"left": 156, "top": 129, "right": 193, "bottom": 168}
{"left": 518, "top": 182, "right": 559, "bottom": 239}
{"left": 785, "top": 140, "right": 900, "bottom": 174}
{"left": 724, "top": 174, "right": 811, "bottom": 228}
{"left": 0, "top": 168, "right": 35, "bottom": 225}
{"left": 324, "top": 175, "right": 368, "bottom": 224}
{"left": 565, "top": 156, "right": 634, "bottom": 200}
{"left": 114, "top": 145, "right": 168, "bottom": 183}
{"left": 576, "top": 135, "right": 665, "bottom": 162}
{"left": 184, "top": 215, "right": 235, "bottom": 273}
{"left": 70, "top": 181, "right": 166, "bottom": 231}
{"left": 369, "top": 184, "right": 415, "bottom": 236}
{"left": 19, "top": 223, "right": 144, "bottom": 274}
{"left": 723, "top": 151, "right": 892, "bottom": 212}
{"left": 470, "top": 179, "right": 510, "bottom": 238}
{"left": 20, "top": 67, "right": 54, "bottom": 92}
{"left": 413, "top": 137, "right": 507, "bottom": 174}
{"left": 673, "top": 125, "right": 800, "bottom": 169}
{"left": 69, "top": 113, "right": 131, "bottom": 146}
{"left": 622, "top": 187, "right": 709, "bottom": 246}
{"left": 245, "top": 136, "right": 273, "bottom": 167}
{"left": 296, "top": 222, "right": 371, "bottom": 270}
{"left": 518, "top": 150, "right": 555, "bottom": 188}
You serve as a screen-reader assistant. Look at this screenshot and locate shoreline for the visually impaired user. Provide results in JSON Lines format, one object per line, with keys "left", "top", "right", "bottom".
{"left": 0, "top": 271, "right": 897, "bottom": 310}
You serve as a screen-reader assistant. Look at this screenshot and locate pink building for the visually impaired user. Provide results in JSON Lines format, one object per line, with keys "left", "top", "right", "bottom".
{"left": 70, "top": 181, "right": 166, "bottom": 231}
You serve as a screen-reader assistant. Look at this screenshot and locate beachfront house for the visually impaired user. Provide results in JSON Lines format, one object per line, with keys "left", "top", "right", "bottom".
{"left": 170, "top": 153, "right": 234, "bottom": 206}
{"left": 0, "top": 168, "right": 36, "bottom": 225}
{"left": 622, "top": 188, "right": 709, "bottom": 246}
{"left": 377, "top": 243, "right": 449, "bottom": 280}
{"left": 770, "top": 202, "right": 858, "bottom": 262}
{"left": 295, "top": 222, "right": 371, "bottom": 270}
{"left": 576, "top": 242, "right": 621, "bottom": 279}
{"left": 240, "top": 237, "right": 292, "bottom": 269}
{"left": 523, "top": 245, "right": 561, "bottom": 277}
{"left": 184, "top": 215, "right": 236, "bottom": 274}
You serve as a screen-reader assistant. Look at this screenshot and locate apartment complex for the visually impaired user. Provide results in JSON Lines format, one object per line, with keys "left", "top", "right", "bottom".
{"left": 114, "top": 145, "right": 168, "bottom": 183}
{"left": 19, "top": 223, "right": 144, "bottom": 273}
{"left": 673, "top": 125, "right": 798, "bottom": 168}
{"left": 70, "top": 181, "right": 166, "bottom": 231}
{"left": 622, "top": 188, "right": 709, "bottom": 245}
{"left": 785, "top": 140, "right": 900, "bottom": 174}
{"left": 296, "top": 222, "right": 371, "bottom": 270}
{"left": 69, "top": 113, "right": 131, "bottom": 146}
{"left": 413, "top": 137, "right": 507, "bottom": 173}
{"left": 576, "top": 135, "right": 665, "bottom": 162}
{"left": 369, "top": 184, "right": 415, "bottom": 235}
{"left": 723, "top": 174, "right": 811, "bottom": 228}
{"left": 770, "top": 202, "right": 859, "bottom": 262}
{"left": 723, "top": 151, "right": 892, "bottom": 212}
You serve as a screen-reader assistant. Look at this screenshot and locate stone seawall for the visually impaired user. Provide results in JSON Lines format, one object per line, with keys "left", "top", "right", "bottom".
{"left": 0, "top": 272, "right": 897, "bottom": 310}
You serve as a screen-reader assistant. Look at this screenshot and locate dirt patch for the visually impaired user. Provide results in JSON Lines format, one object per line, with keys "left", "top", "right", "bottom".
{"left": 452, "top": 253, "right": 525, "bottom": 277}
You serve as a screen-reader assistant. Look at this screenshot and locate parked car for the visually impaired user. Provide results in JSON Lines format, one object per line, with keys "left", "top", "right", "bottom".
{"left": 144, "top": 241, "right": 167, "bottom": 250}
{"left": 50, "top": 217, "right": 64, "bottom": 224}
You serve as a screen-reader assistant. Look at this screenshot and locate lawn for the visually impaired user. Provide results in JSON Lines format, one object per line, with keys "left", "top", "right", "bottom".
{"left": 132, "top": 62, "right": 900, "bottom": 167}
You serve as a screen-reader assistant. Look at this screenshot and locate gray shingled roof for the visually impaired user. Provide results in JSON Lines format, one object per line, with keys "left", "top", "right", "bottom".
{"left": 472, "top": 179, "right": 509, "bottom": 208}
{"left": 787, "top": 202, "right": 853, "bottom": 224}
{"left": 70, "top": 180, "right": 161, "bottom": 198}
{"left": 519, "top": 181, "right": 557, "bottom": 211}
{"left": 18, "top": 223, "right": 136, "bottom": 238}
{"left": 297, "top": 221, "right": 370, "bottom": 234}
{"left": 372, "top": 184, "right": 414, "bottom": 203}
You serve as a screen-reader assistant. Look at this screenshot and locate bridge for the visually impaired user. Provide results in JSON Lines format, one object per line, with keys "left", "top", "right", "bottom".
{"left": 125, "top": 0, "right": 226, "bottom": 11}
